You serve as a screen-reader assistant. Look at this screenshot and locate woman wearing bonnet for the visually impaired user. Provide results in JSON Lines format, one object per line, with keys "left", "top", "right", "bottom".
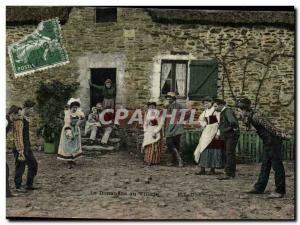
{"left": 57, "top": 98, "right": 85, "bottom": 168}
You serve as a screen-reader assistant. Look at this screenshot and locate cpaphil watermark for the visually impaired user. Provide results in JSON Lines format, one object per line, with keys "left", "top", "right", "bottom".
{"left": 99, "top": 108, "right": 199, "bottom": 126}
{"left": 8, "top": 17, "right": 69, "bottom": 77}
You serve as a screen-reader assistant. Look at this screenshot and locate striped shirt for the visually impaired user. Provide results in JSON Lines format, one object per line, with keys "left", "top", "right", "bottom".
{"left": 13, "top": 119, "right": 24, "bottom": 152}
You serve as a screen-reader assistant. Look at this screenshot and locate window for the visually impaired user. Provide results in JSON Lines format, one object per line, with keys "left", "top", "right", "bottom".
{"left": 160, "top": 60, "right": 188, "bottom": 98}
{"left": 188, "top": 59, "right": 218, "bottom": 100}
{"left": 95, "top": 7, "right": 117, "bottom": 23}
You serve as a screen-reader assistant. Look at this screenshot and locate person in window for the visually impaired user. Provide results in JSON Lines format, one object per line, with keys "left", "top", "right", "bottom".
{"left": 194, "top": 97, "right": 225, "bottom": 175}
{"left": 89, "top": 79, "right": 116, "bottom": 109}
{"left": 163, "top": 92, "right": 190, "bottom": 167}
{"left": 84, "top": 107, "right": 101, "bottom": 144}
{"left": 142, "top": 101, "right": 164, "bottom": 166}
{"left": 214, "top": 99, "right": 240, "bottom": 180}
{"left": 57, "top": 98, "right": 85, "bottom": 169}
{"left": 236, "top": 97, "right": 290, "bottom": 198}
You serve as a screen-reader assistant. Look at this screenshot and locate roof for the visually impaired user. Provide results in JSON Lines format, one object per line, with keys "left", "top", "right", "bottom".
{"left": 146, "top": 9, "right": 295, "bottom": 29}
{"left": 6, "top": 7, "right": 295, "bottom": 29}
{"left": 6, "top": 6, "right": 72, "bottom": 25}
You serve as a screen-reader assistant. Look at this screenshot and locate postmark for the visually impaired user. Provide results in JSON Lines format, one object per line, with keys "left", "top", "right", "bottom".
{"left": 8, "top": 17, "right": 69, "bottom": 77}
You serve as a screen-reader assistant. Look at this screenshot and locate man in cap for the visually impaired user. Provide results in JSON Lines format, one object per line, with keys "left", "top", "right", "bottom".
{"left": 163, "top": 92, "right": 190, "bottom": 167}
{"left": 89, "top": 79, "right": 116, "bottom": 109}
{"left": 236, "top": 97, "right": 289, "bottom": 198}
{"left": 214, "top": 98, "right": 240, "bottom": 180}
{"left": 21, "top": 100, "right": 38, "bottom": 190}
{"left": 96, "top": 102, "right": 103, "bottom": 114}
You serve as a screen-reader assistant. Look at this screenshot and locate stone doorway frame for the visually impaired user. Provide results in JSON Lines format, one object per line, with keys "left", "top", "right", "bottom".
{"left": 76, "top": 53, "right": 127, "bottom": 113}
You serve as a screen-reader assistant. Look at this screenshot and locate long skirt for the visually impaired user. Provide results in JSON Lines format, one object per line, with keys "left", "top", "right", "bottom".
{"left": 144, "top": 141, "right": 162, "bottom": 165}
{"left": 199, "top": 148, "right": 225, "bottom": 168}
{"left": 199, "top": 139, "right": 225, "bottom": 168}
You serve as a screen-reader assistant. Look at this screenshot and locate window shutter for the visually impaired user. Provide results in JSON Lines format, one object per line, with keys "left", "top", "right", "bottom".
{"left": 188, "top": 59, "right": 218, "bottom": 100}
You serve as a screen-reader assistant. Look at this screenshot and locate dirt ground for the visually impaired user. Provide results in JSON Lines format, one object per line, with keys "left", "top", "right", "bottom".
{"left": 6, "top": 149, "right": 295, "bottom": 220}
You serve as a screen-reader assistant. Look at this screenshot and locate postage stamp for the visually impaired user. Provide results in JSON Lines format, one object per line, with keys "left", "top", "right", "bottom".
{"left": 8, "top": 17, "right": 69, "bottom": 77}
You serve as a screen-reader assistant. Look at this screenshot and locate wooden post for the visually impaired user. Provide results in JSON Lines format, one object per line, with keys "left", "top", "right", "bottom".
{"left": 283, "top": 140, "right": 287, "bottom": 161}
{"left": 240, "top": 132, "right": 244, "bottom": 156}
{"left": 248, "top": 133, "right": 252, "bottom": 161}
{"left": 259, "top": 136, "right": 263, "bottom": 160}
{"left": 255, "top": 134, "right": 260, "bottom": 163}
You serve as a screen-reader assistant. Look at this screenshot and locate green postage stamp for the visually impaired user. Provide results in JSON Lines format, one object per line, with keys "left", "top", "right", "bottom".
{"left": 8, "top": 17, "right": 69, "bottom": 77}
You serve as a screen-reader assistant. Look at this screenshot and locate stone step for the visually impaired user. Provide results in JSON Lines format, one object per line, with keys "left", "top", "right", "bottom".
{"left": 82, "top": 145, "right": 115, "bottom": 151}
{"left": 81, "top": 138, "right": 121, "bottom": 144}
{"left": 108, "top": 138, "right": 121, "bottom": 143}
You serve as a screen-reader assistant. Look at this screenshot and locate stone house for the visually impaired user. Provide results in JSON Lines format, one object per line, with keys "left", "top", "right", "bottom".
{"left": 6, "top": 7, "right": 295, "bottom": 145}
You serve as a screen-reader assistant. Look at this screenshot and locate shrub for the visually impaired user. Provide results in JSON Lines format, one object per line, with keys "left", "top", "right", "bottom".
{"left": 36, "top": 80, "right": 79, "bottom": 143}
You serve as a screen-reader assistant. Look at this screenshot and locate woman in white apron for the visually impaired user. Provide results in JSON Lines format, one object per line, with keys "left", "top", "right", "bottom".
{"left": 57, "top": 98, "right": 85, "bottom": 169}
{"left": 194, "top": 97, "right": 225, "bottom": 175}
{"left": 142, "top": 101, "right": 163, "bottom": 166}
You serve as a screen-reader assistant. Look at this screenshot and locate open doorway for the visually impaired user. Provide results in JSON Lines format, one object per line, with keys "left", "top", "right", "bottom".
{"left": 90, "top": 68, "right": 116, "bottom": 108}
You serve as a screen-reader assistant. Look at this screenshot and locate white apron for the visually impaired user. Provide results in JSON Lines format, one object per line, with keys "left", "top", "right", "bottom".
{"left": 142, "top": 110, "right": 163, "bottom": 150}
{"left": 57, "top": 109, "right": 85, "bottom": 161}
{"left": 194, "top": 107, "right": 220, "bottom": 163}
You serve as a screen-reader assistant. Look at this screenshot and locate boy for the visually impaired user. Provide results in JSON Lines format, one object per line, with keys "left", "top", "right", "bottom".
{"left": 84, "top": 106, "right": 101, "bottom": 143}
{"left": 214, "top": 99, "right": 240, "bottom": 180}
{"left": 12, "top": 100, "right": 38, "bottom": 192}
{"left": 163, "top": 92, "right": 190, "bottom": 167}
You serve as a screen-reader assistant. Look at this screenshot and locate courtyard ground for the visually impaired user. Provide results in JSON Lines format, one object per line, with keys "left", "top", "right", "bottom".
{"left": 6, "top": 149, "right": 295, "bottom": 220}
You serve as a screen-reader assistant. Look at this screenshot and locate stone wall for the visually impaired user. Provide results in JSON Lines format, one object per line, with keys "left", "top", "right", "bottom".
{"left": 6, "top": 7, "right": 295, "bottom": 145}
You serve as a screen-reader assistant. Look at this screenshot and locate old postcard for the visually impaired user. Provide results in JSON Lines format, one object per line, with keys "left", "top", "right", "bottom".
{"left": 6, "top": 6, "right": 295, "bottom": 220}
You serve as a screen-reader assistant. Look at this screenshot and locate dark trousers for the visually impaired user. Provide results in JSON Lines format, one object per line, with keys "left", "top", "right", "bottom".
{"left": 254, "top": 137, "right": 286, "bottom": 194}
{"left": 6, "top": 163, "right": 11, "bottom": 196}
{"left": 13, "top": 148, "right": 38, "bottom": 188}
{"left": 166, "top": 135, "right": 182, "bottom": 162}
{"left": 223, "top": 134, "right": 239, "bottom": 177}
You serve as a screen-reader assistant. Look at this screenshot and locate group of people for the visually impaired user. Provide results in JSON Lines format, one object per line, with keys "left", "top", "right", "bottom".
{"left": 6, "top": 77, "right": 289, "bottom": 199}
{"left": 141, "top": 93, "right": 239, "bottom": 178}
{"left": 141, "top": 92, "right": 289, "bottom": 198}
{"left": 6, "top": 78, "right": 116, "bottom": 195}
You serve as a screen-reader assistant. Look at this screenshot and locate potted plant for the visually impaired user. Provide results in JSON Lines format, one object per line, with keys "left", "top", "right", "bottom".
{"left": 36, "top": 80, "right": 79, "bottom": 154}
